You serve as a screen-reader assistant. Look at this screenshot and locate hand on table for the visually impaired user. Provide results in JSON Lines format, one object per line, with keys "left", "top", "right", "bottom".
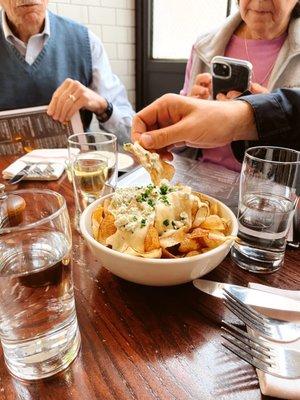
{"left": 47, "top": 78, "right": 107, "bottom": 123}
{"left": 188, "top": 73, "right": 212, "bottom": 99}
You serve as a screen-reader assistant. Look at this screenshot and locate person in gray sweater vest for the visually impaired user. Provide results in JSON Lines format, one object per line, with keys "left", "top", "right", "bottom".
{"left": 0, "top": 0, "right": 134, "bottom": 144}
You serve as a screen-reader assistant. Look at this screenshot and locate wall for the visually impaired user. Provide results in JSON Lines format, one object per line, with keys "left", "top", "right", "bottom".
{"left": 48, "top": 0, "right": 136, "bottom": 108}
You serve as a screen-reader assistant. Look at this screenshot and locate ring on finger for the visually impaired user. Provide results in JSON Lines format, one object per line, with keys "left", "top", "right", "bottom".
{"left": 68, "top": 94, "right": 77, "bottom": 103}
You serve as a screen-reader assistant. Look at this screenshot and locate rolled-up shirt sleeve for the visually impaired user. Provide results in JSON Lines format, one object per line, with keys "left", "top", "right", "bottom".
{"left": 88, "top": 30, "right": 135, "bottom": 144}
{"left": 239, "top": 89, "right": 300, "bottom": 151}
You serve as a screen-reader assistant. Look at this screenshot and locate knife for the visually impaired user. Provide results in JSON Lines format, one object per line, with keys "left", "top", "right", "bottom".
{"left": 193, "top": 279, "right": 300, "bottom": 322}
{"left": 8, "top": 164, "right": 31, "bottom": 185}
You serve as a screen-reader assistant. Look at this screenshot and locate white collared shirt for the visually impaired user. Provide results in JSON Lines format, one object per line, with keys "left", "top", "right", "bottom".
{"left": 1, "top": 11, "right": 134, "bottom": 142}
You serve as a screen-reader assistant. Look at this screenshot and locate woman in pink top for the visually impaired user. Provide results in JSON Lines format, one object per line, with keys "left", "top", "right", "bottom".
{"left": 181, "top": 0, "right": 300, "bottom": 171}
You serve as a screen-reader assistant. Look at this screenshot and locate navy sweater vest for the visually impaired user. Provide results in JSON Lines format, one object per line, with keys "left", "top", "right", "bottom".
{"left": 0, "top": 12, "right": 93, "bottom": 129}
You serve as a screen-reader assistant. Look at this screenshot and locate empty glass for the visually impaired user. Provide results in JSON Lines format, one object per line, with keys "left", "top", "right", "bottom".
{"left": 0, "top": 189, "right": 80, "bottom": 380}
{"left": 231, "top": 146, "right": 300, "bottom": 274}
{"left": 68, "top": 132, "right": 117, "bottom": 230}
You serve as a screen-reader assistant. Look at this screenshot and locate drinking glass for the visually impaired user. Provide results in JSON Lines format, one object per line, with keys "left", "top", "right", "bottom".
{"left": 68, "top": 132, "right": 117, "bottom": 230}
{"left": 0, "top": 189, "right": 80, "bottom": 380}
{"left": 231, "top": 146, "right": 300, "bottom": 274}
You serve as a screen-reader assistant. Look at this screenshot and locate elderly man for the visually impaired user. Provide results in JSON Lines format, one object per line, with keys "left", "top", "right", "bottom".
{"left": 0, "top": 0, "right": 134, "bottom": 143}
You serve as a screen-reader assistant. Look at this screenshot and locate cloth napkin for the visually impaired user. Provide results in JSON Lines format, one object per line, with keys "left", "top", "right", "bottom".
{"left": 249, "top": 283, "right": 300, "bottom": 400}
{"left": 2, "top": 149, "right": 68, "bottom": 181}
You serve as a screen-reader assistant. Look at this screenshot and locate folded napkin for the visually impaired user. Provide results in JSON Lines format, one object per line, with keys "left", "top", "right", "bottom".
{"left": 249, "top": 283, "right": 300, "bottom": 400}
{"left": 2, "top": 149, "right": 68, "bottom": 181}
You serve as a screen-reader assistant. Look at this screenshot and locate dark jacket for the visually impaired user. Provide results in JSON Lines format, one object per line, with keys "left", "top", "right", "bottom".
{"left": 232, "top": 89, "right": 300, "bottom": 161}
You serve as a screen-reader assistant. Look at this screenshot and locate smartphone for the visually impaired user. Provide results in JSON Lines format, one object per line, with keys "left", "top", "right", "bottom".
{"left": 211, "top": 56, "right": 253, "bottom": 99}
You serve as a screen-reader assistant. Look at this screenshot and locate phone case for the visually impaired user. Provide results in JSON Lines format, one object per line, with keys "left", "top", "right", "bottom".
{"left": 211, "top": 57, "right": 252, "bottom": 99}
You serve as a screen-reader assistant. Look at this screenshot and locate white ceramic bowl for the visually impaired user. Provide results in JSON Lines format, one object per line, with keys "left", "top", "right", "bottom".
{"left": 80, "top": 193, "right": 238, "bottom": 286}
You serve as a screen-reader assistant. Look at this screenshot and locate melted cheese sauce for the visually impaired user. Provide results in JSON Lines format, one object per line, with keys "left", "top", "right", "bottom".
{"left": 107, "top": 181, "right": 208, "bottom": 257}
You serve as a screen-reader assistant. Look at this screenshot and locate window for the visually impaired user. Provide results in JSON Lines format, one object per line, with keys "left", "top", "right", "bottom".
{"left": 136, "top": 0, "right": 239, "bottom": 109}
{"left": 152, "top": 0, "right": 239, "bottom": 60}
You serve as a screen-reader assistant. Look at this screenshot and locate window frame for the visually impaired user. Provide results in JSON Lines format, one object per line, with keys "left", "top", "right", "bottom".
{"left": 135, "top": 0, "right": 234, "bottom": 110}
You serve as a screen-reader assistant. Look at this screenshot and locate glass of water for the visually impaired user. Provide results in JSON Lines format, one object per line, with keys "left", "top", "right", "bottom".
{"left": 0, "top": 189, "right": 80, "bottom": 380}
{"left": 231, "top": 146, "right": 300, "bottom": 274}
{"left": 68, "top": 132, "right": 117, "bottom": 230}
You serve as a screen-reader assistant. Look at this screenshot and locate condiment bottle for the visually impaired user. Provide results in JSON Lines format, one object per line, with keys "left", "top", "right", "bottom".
{"left": 0, "top": 184, "right": 26, "bottom": 228}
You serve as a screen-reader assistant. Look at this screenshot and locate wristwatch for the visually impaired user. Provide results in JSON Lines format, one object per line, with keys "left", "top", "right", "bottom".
{"left": 96, "top": 99, "right": 113, "bottom": 123}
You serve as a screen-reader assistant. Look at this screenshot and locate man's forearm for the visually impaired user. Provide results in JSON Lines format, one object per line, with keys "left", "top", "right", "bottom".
{"left": 229, "top": 100, "right": 258, "bottom": 142}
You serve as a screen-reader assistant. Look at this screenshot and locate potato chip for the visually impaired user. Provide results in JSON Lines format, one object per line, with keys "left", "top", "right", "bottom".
{"left": 188, "top": 227, "right": 209, "bottom": 239}
{"left": 98, "top": 213, "right": 117, "bottom": 244}
{"left": 210, "top": 202, "right": 218, "bottom": 215}
{"left": 200, "top": 215, "right": 226, "bottom": 231}
{"left": 186, "top": 250, "right": 200, "bottom": 257}
{"left": 161, "top": 247, "right": 178, "bottom": 259}
{"left": 91, "top": 206, "right": 104, "bottom": 240}
{"left": 124, "top": 142, "right": 175, "bottom": 185}
{"left": 159, "top": 228, "right": 186, "bottom": 248}
{"left": 203, "top": 231, "right": 227, "bottom": 248}
{"left": 178, "top": 237, "right": 199, "bottom": 253}
{"left": 145, "top": 226, "right": 160, "bottom": 252}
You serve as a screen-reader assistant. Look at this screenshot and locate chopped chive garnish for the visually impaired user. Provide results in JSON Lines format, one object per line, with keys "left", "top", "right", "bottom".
{"left": 147, "top": 199, "right": 155, "bottom": 207}
{"left": 163, "top": 219, "right": 169, "bottom": 227}
{"left": 141, "top": 219, "right": 146, "bottom": 228}
{"left": 160, "top": 184, "right": 169, "bottom": 195}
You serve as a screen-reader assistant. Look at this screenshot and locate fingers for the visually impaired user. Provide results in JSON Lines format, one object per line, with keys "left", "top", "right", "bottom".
{"left": 60, "top": 86, "right": 85, "bottom": 123}
{"left": 189, "top": 73, "right": 212, "bottom": 99}
{"left": 139, "top": 121, "right": 186, "bottom": 150}
{"left": 216, "top": 93, "right": 228, "bottom": 101}
{"left": 195, "top": 73, "right": 212, "bottom": 87}
{"left": 216, "top": 91, "right": 241, "bottom": 101}
{"left": 189, "top": 85, "right": 210, "bottom": 99}
{"left": 47, "top": 78, "right": 74, "bottom": 120}
{"left": 250, "top": 82, "right": 269, "bottom": 94}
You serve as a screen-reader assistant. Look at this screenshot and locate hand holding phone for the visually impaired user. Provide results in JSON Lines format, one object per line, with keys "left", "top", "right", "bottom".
{"left": 211, "top": 56, "right": 253, "bottom": 100}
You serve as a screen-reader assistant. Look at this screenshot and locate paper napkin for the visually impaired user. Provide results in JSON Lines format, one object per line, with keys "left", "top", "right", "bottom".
{"left": 2, "top": 149, "right": 68, "bottom": 181}
{"left": 249, "top": 283, "right": 300, "bottom": 400}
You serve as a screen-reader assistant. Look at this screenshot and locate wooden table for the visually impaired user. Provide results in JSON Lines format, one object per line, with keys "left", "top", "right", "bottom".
{"left": 0, "top": 155, "right": 299, "bottom": 400}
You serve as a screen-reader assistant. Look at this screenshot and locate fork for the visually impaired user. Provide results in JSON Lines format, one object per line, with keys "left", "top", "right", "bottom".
{"left": 223, "top": 289, "right": 300, "bottom": 343}
{"left": 8, "top": 163, "right": 45, "bottom": 185}
{"left": 221, "top": 321, "right": 300, "bottom": 379}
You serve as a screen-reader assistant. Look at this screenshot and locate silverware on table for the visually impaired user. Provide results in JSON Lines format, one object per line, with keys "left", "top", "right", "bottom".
{"left": 193, "top": 279, "right": 300, "bottom": 321}
{"left": 223, "top": 289, "right": 300, "bottom": 343}
{"left": 8, "top": 164, "right": 47, "bottom": 185}
{"left": 221, "top": 321, "right": 300, "bottom": 379}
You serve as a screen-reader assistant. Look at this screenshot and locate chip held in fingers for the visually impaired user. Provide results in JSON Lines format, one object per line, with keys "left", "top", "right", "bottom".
{"left": 123, "top": 142, "right": 175, "bottom": 185}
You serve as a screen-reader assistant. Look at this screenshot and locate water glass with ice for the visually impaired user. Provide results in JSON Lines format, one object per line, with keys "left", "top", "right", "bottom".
{"left": 0, "top": 189, "right": 81, "bottom": 380}
{"left": 231, "top": 146, "right": 300, "bottom": 273}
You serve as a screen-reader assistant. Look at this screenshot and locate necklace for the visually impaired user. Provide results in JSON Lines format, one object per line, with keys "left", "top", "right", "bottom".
{"left": 244, "top": 36, "right": 276, "bottom": 86}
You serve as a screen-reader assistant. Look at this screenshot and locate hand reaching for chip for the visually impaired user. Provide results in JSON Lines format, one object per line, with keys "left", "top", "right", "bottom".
{"left": 123, "top": 142, "right": 175, "bottom": 185}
